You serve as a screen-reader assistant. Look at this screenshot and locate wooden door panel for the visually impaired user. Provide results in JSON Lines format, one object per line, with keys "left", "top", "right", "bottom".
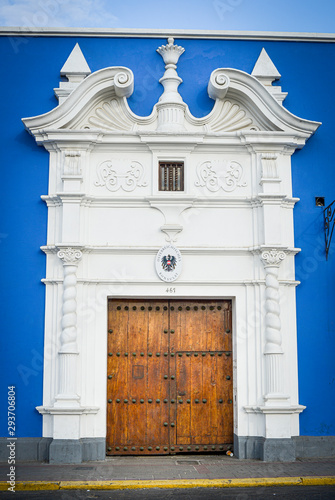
{"left": 174, "top": 353, "right": 191, "bottom": 444}
{"left": 169, "top": 301, "right": 231, "bottom": 352}
{"left": 171, "top": 300, "right": 233, "bottom": 450}
{"left": 107, "top": 300, "right": 170, "bottom": 454}
{"left": 174, "top": 354, "right": 228, "bottom": 445}
{"left": 107, "top": 299, "right": 233, "bottom": 455}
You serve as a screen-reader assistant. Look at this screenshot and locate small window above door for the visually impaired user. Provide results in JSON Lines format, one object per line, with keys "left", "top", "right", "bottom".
{"left": 159, "top": 162, "right": 184, "bottom": 191}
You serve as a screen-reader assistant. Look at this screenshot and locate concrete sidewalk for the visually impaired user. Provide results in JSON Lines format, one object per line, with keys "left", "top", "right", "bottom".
{"left": 1, "top": 455, "right": 334, "bottom": 490}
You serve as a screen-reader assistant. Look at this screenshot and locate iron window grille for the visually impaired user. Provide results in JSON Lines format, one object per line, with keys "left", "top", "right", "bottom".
{"left": 159, "top": 162, "right": 184, "bottom": 191}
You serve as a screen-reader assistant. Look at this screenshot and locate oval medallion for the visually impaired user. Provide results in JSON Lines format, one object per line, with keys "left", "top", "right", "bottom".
{"left": 155, "top": 245, "right": 182, "bottom": 282}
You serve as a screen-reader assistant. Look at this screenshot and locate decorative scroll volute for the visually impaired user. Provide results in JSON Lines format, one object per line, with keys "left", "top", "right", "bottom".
{"left": 95, "top": 160, "right": 148, "bottom": 193}
{"left": 261, "top": 249, "right": 286, "bottom": 267}
{"left": 195, "top": 160, "right": 247, "bottom": 193}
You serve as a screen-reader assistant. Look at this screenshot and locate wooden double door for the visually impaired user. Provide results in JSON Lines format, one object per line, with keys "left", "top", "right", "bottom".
{"left": 106, "top": 299, "right": 233, "bottom": 455}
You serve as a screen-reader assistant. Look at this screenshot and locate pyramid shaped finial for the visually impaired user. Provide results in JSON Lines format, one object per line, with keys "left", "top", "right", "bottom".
{"left": 252, "top": 48, "right": 281, "bottom": 84}
{"left": 54, "top": 44, "right": 91, "bottom": 105}
{"left": 60, "top": 43, "right": 91, "bottom": 82}
{"left": 252, "top": 48, "right": 287, "bottom": 105}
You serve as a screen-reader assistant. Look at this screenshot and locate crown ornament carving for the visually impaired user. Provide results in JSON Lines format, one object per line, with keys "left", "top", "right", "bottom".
{"left": 157, "top": 37, "right": 185, "bottom": 68}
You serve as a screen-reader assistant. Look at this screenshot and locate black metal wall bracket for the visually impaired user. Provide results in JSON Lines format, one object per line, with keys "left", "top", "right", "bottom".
{"left": 324, "top": 200, "right": 335, "bottom": 260}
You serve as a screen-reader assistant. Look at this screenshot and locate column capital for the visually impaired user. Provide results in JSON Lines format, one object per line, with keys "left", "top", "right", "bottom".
{"left": 57, "top": 247, "right": 83, "bottom": 265}
{"left": 261, "top": 248, "right": 286, "bottom": 268}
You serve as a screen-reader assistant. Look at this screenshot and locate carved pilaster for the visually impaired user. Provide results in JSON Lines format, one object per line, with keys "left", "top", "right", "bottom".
{"left": 63, "top": 151, "right": 82, "bottom": 176}
{"left": 261, "top": 153, "right": 278, "bottom": 179}
{"left": 259, "top": 153, "right": 281, "bottom": 194}
{"left": 261, "top": 249, "right": 287, "bottom": 401}
{"left": 61, "top": 150, "right": 83, "bottom": 193}
{"left": 55, "top": 247, "right": 82, "bottom": 405}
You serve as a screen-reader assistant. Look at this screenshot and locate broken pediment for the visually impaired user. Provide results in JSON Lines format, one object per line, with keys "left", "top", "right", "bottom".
{"left": 23, "top": 40, "right": 320, "bottom": 142}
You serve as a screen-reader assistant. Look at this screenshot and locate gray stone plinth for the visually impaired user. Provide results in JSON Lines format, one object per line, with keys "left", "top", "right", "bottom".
{"left": 235, "top": 435, "right": 296, "bottom": 461}
{"left": 49, "top": 438, "right": 106, "bottom": 463}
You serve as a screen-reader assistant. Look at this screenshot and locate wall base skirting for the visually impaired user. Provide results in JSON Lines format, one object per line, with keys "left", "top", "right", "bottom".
{"left": 0, "top": 438, "right": 52, "bottom": 462}
{"left": 234, "top": 434, "right": 264, "bottom": 460}
{"left": 1, "top": 436, "right": 333, "bottom": 462}
{"left": 234, "top": 435, "right": 335, "bottom": 461}
{"left": 261, "top": 438, "right": 296, "bottom": 462}
{"left": 294, "top": 436, "right": 335, "bottom": 458}
{"left": 234, "top": 435, "right": 295, "bottom": 461}
{"left": 0, "top": 437, "right": 105, "bottom": 463}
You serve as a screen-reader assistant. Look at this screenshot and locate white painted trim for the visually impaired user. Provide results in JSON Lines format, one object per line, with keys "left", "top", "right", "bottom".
{"left": 41, "top": 278, "right": 300, "bottom": 287}
{"left": 40, "top": 245, "right": 301, "bottom": 255}
{"left": 1, "top": 27, "right": 335, "bottom": 42}
{"left": 36, "top": 405, "right": 99, "bottom": 415}
{"left": 244, "top": 405, "right": 305, "bottom": 414}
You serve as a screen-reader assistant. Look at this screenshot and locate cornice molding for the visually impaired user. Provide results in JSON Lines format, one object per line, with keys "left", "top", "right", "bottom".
{"left": 244, "top": 404, "right": 306, "bottom": 414}
{"left": 30, "top": 129, "right": 315, "bottom": 151}
{"left": 41, "top": 277, "right": 299, "bottom": 287}
{"left": 36, "top": 405, "right": 99, "bottom": 415}
{"left": 40, "top": 194, "right": 300, "bottom": 209}
{"left": 41, "top": 244, "right": 300, "bottom": 256}
{"left": 2, "top": 27, "right": 335, "bottom": 42}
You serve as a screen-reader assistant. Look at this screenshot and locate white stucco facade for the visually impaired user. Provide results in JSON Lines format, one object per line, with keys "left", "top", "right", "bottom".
{"left": 23, "top": 38, "right": 320, "bottom": 462}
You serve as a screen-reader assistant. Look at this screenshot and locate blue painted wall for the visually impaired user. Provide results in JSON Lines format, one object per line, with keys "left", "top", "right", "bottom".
{"left": 1, "top": 35, "right": 334, "bottom": 438}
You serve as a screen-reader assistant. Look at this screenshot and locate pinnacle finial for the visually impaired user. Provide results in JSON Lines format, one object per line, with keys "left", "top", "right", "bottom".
{"left": 251, "top": 48, "right": 287, "bottom": 105}
{"left": 54, "top": 43, "right": 91, "bottom": 105}
{"left": 60, "top": 43, "right": 91, "bottom": 81}
{"left": 251, "top": 48, "right": 281, "bottom": 84}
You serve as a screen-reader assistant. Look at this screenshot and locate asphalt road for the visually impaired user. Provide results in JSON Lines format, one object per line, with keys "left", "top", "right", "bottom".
{"left": 0, "top": 487, "right": 334, "bottom": 499}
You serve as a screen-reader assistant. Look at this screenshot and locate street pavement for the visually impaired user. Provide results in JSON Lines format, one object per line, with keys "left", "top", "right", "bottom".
{"left": 0, "top": 455, "right": 334, "bottom": 494}
{"left": 1, "top": 455, "right": 334, "bottom": 481}
{"left": 0, "top": 486, "right": 335, "bottom": 499}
